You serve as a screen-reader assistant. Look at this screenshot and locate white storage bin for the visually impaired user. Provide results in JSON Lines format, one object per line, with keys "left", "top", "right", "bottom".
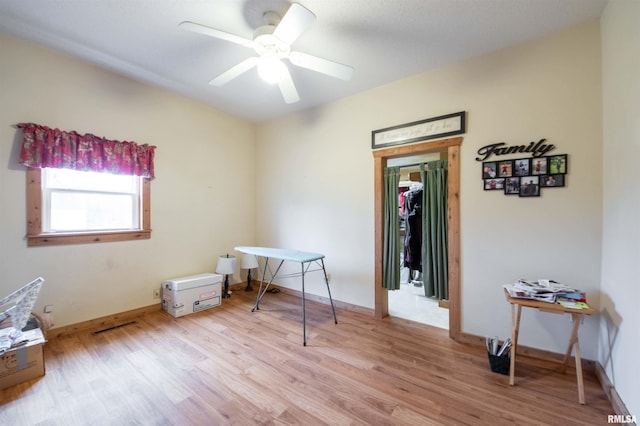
{"left": 161, "top": 273, "right": 222, "bottom": 318}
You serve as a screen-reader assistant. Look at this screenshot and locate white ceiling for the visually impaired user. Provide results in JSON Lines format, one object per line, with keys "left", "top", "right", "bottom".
{"left": 0, "top": 0, "right": 607, "bottom": 123}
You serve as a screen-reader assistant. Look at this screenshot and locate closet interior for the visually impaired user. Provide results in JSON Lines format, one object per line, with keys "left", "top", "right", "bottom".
{"left": 387, "top": 152, "right": 449, "bottom": 329}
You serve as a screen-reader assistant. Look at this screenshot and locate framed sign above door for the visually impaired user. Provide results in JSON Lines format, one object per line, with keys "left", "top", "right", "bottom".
{"left": 372, "top": 111, "right": 466, "bottom": 149}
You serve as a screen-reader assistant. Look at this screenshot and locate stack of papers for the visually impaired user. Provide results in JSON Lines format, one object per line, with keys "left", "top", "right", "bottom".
{"left": 515, "top": 279, "right": 577, "bottom": 293}
{"left": 503, "top": 279, "right": 581, "bottom": 304}
{"left": 0, "top": 327, "right": 29, "bottom": 355}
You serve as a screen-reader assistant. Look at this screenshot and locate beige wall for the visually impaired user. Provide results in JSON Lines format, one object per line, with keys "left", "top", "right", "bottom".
{"left": 0, "top": 34, "right": 256, "bottom": 327}
{"left": 600, "top": 0, "right": 640, "bottom": 416}
{"left": 256, "top": 21, "right": 604, "bottom": 359}
{"left": 3, "top": 13, "right": 628, "bottom": 400}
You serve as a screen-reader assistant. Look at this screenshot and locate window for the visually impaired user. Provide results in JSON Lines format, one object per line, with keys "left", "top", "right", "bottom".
{"left": 26, "top": 168, "right": 151, "bottom": 246}
{"left": 43, "top": 168, "right": 141, "bottom": 232}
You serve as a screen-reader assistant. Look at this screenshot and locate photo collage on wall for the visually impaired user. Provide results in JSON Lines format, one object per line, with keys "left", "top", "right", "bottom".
{"left": 482, "top": 154, "right": 567, "bottom": 197}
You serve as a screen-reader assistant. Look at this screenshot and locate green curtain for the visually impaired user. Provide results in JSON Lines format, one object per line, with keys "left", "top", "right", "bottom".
{"left": 383, "top": 166, "right": 401, "bottom": 290}
{"left": 420, "top": 160, "right": 448, "bottom": 300}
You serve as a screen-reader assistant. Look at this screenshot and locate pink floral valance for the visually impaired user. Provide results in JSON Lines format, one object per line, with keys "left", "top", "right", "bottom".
{"left": 18, "top": 123, "right": 156, "bottom": 179}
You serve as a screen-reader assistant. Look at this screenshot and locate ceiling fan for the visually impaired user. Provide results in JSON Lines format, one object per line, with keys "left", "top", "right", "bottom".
{"left": 179, "top": 2, "right": 354, "bottom": 104}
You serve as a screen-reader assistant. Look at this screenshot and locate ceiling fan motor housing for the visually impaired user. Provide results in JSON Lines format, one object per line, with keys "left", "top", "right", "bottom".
{"left": 253, "top": 24, "right": 291, "bottom": 58}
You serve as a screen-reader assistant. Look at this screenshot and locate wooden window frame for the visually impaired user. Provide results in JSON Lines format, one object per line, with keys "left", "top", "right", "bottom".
{"left": 26, "top": 168, "right": 151, "bottom": 247}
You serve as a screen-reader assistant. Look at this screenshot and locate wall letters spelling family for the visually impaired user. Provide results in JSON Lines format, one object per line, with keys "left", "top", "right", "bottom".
{"left": 478, "top": 138, "right": 568, "bottom": 198}
{"left": 475, "top": 138, "right": 555, "bottom": 162}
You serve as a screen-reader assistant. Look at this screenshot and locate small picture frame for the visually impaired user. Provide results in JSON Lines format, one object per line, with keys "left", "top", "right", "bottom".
{"left": 513, "top": 158, "right": 530, "bottom": 176}
{"left": 504, "top": 177, "right": 520, "bottom": 195}
{"left": 484, "top": 178, "right": 505, "bottom": 190}
{"left": 531, "top": 157, "right": 548, "bottom": 175}
{"left": 539, "top": 174, "right": 565, "bottom": 187}
{"left": 482, "top": 161, "right": 497, "bottom": 179}
{"left": 497, "top": 160, "right": 513, "bottom": 177}
{"left": 548, "top": 154, "right": 568, "bottom": 174}
{"left": 519, "top": 176, "right": 540, "bottom": 197}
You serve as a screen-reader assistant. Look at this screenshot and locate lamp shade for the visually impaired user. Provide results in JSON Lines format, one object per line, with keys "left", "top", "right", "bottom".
{"left": 215, "top": 254, "right": 236, "bottom": 275}
{"left": 241, "top": 254, "right": 259, "bottom": 270}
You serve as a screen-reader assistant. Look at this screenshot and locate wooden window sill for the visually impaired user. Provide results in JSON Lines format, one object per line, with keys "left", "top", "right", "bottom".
{"left": 27, "top": 230, "right": 151, "bottom": 247}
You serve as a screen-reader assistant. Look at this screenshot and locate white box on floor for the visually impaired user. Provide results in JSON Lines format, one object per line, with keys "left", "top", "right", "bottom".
{"left": 162, "top": 273, "right": 222, "bottom": 318}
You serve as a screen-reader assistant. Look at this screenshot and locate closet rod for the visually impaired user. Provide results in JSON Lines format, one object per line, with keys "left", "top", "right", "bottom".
{"left": 392, "top": 160, "right": 447, "bottom": 170}
{"left": 394, "top": 162, "right": 426, "bottom": 170}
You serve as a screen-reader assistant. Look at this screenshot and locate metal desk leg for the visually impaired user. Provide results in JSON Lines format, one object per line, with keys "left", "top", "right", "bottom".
{"left": 321, "top": 259, "right": 337, "bottom": 324}
{"left": 301, "top": 262, "right": 307, "bottom": 346}
{"left": 253, "top": 257, "right": 269, "bottom": 311}
{"left": 252, "top": 258, "right": 284, "bottom": 312}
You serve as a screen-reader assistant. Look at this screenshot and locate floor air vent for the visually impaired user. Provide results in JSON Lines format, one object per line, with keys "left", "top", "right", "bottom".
{"left": 92, "top": 321, "right": 138, "bottom": 335}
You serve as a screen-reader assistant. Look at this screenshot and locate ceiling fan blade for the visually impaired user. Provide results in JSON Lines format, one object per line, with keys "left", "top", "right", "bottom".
{"left": 209, "top": 57, "right": 259, "bottom": 86}
{"left": 179, "top": 21, "right": 255, "bottom": 48}
{"left": 272, "top": 3, "right": 316, "bottom": 45}
{"left": 277, "top": 67, "right": 300, "bottom": 104}
{"left": 289, "top": 51, "right": 354, "bottom": 81}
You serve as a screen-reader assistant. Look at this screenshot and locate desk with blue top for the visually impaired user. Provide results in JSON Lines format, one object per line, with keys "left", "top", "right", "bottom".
{"left": 234, "top": 246, "right": 338, "bottom": 346}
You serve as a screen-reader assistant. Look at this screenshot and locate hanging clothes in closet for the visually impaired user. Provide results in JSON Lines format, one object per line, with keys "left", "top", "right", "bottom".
{"left": 398, "top": 185, "right": 408, "bottom": 233}
{"left": 403, "top": 182, "right": 423, "bottom": 283}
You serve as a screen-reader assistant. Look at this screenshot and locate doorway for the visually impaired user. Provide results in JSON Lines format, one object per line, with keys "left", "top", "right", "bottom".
{"left": 388, "top": 155, "right": 450, "bottom": 329}
{"left": 372, "top": 137, "right": 462, "bottom": 340}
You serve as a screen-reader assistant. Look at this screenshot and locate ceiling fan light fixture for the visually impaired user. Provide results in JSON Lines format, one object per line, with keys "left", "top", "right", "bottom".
{"left": 257, "top": 56, "right": 287, "bottom": 84}
{"left": 181, "top": 2, "right": 350, "bottom": 103}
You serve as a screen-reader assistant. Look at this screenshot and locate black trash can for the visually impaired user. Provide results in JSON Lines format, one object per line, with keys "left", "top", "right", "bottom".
{"left": 487, "top": 352, "right": 510, "bottom": 375}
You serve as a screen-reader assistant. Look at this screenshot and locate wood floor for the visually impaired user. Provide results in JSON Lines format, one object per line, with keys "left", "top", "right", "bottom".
{"left": 1, "top": 289, "right": 614, "bottom": 425}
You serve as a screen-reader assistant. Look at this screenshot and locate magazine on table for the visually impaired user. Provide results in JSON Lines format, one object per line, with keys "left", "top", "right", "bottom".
{"left": 557, "top": 298, "right": 590, "bottom": 310}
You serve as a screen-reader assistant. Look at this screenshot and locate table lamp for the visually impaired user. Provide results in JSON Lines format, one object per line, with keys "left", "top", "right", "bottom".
{"left": 241, "top": 254, "right": 259, "bottom": 291}
{"left": 215, "top": 254, "right": 236, "bottom": 299}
